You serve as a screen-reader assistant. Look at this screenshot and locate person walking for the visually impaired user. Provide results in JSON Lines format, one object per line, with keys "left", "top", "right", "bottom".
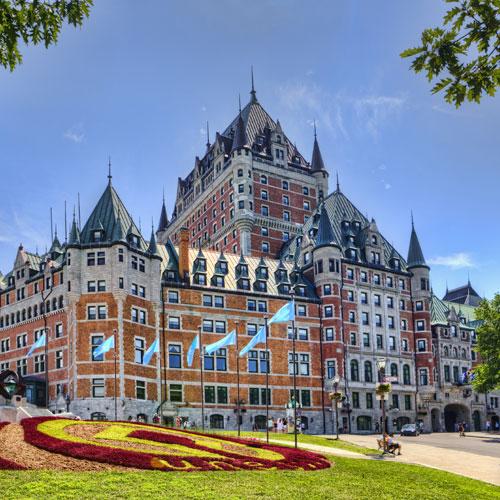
{"left": 486, "top": 420, "right": 491, "bottom": 433}
{"left": 458, "top": 422, "right": 465, "bottom": 437}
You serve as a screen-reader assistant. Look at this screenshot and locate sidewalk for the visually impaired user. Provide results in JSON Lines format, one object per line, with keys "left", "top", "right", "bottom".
{"left": 262, "top": 438, "right": 369, "bottom": 459}
{"left": 334, "top": 433, "right": 500, "bottom": 486}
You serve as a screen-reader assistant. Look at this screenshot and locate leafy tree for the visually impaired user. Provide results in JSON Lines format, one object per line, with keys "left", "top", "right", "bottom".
{"left": 401, "top": 0, "right": 500, "bottom": 107}
{"left": 0, "top": 0, "right": 92, "bottom": 71}
{"left": 472, "top": 293, "right": 500, "bottom": 392}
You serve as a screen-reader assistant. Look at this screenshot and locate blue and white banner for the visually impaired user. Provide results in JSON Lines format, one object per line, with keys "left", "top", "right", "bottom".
{"left": 268, "top": 301, "right": 295, "bottom": 325}
{"left": 187, "top": 334, "right": 200, "bottom": 367}
{"left": 93, "top": 335, "right": 115, "bottom": 358}
{"left": 27, "top": 332, "right": 46, "bottom": 357}
{"left": 143, "top": 338, "right": 160, "bottom": 365}
{"left": 239, "top": 326, "right": 266, "bottom": 357}
{"left": 205, "top": 330, "right": 236, "bottom": 355}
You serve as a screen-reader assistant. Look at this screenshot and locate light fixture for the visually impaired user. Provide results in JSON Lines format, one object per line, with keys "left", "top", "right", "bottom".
{"left": 376, "top": 358, "right": 386, "bottom": 371}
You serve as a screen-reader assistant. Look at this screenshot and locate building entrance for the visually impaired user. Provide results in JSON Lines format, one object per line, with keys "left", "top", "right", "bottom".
{"left": 444, "top": 404, "right": 469, "bottom": 432}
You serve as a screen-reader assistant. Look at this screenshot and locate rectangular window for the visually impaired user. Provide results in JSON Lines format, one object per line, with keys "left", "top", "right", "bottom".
{"left": 55, "top": 350, "right": 63, "bottom": 369}
{"left": 392, "top": 394, "right": 399, "bottom": 409}
{"left": 55, "top": 323, "right": 63, "bottom": 338}
{"left": 366, "top": 393, "right": 373, "bottom": 409}
{"left": 352, "top": 392, "right": 360, "bottom": 409}
{"left": 169, "top": 344, "right": 182, "bottom": 368}
{"left": 363, "top": 333, "right": 370, "bottom": 347}
{"left": 361, "top": 312, "right": 368, "bottom": 325}
{"left": 202, "top": 319, "right": 213, "bottom": 333}
{"left": 360, "top": 292, "right": 368, "bottom": 304}
{"left": 97, "top": 251, "right": 105, "bottom": 265}
{"left": 323, "top": 284, "right": 331, "bottom": 295}
{"left": 297, "top": 304, "right": 307, "bottom": 317}
{"left": 169, "top": 384, "right": 182, "bottom": 402}
{"left": 169, "top": 317, "right": 180, "bottom": 329}
{"left": 87, "top": 280, "right": 96, "bottom": 292}
{"left": 135, "top": 338, "right": 145, "bottom": 363}
{"left": 168, "top": 290, "right": 179, "bottom": 303}
{"left": 87, "top": 252, "right": 95, "bottom": 266}
{"left": 376, "top": 334, "right": 383, "bottom": 349}
{"left": 215, "top": 321, "right": 226, "bottom": 334}
{"left": 98, "top": 305, "right": 107, "bottom": 319}
{"left": 87, "top": 306, "right": 96, "bottom": 320}
{"left": 417, "top": 339, "right": 426, "bottom": 352}
{"left": 389, "top": 336, "right": 396, "bottom": 351}
{"left": 136, "top": 380, "right": 146, "bottom": 400}
{"left": 402, "top": 338, "right": 409, "bottom": 352}
{"left": 325, "top": 328, "right": 334, "bottom": 341}
{"left": 17, "top": 359, "right": 27, "bottom": 376}
{"left": 92, "top": 378, "right": 105, "bottom": 398}
{"left": 98, "top": 280, "right": 106, "bottom": 292}
{"left": 326, "top": 360, "right": 336, "bottom": 379}
{"left": 405, "top": 395, "right": 412, "bottom": 410}
{"left": 92, "top": 335, "right": 104, "bottom": 361}
{"left": 34, "top": 354, "right": 45, "bottom": 373}
{"left": 324, "top": 306, "right": 333, "bottom": 318}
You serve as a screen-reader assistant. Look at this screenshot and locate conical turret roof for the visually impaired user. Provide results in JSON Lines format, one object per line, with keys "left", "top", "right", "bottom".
{"left": 407, "top": 219, "right": 427, "bottom": 269}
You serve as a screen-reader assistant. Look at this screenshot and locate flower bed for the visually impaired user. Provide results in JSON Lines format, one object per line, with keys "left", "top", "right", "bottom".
{"left": 0, "top": 423, "right": 26, "bottom": 470}
{"left": 22, "top": 417, "right": 331, "bottom": 472}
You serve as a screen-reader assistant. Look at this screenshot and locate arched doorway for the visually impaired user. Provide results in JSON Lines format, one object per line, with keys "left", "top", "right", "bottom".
{"left": 254, "top": 415, "right": 266, "bottom": 430}
{"left": 472, "top": 411, "right": 481, "bottom": 431}
{"left": 444, "top": 404, "right": 469, "bottom": 432}
{"left": 491, "top": 415, "right": 499, "bottom": 431}
{"left": 210, "top": 414, "right": 224, "bottom": 429}
{"left": 431, "top": 408, "right": 441, "bottom": 432}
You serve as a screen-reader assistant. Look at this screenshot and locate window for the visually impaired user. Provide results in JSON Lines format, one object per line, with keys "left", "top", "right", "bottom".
{"left": 17, "top": 359, "right": 27, "bottom": 376}
{"left": 98, "top": 280, "right": 106, "bottom": 292}
{"left": 204, "top": 386, "right": 228, "bottom": 404}
{"left": 303, "top": 186, "right": 309, "bottom": 195}
{"left": 297, "top": 305, "right": 307, "bottom": 317}
{"left": 392, "top": 394, "right": 399, "bottom": 409}
{"left": 249, "top": 387, "right": 271, "bottom": 406}
{"left": 419, "top": 369, "right": 428, "bottom": 386}
{"left": 363, "top": 333, "right": 370, "bottom": 347}
{"left": 261, "top": 226, "right": 268, "bottom": 236}
{"left": 288, "top": 353, "right": 310, "bottom": 376}
{"left": 98, "top": 306, "right": 107, "bottom": 319}
{"left": 366, "top": 393, "right": 374, "bottom": 409}
{"left": 399, "top": 278, "right": 405, "bottom": 290}
{"left": 373, "top": 274, "right": 381, "bottom": 285}
{"left": 169, "top": 384, "right": 183, "bottom": 402}
{"left": 283, "top": 195, "right": 289, "bottom": 206}
{"left": 169, "top": 317, "right": 180, "bottom": 329}
{"left": 404, "top": 394, "right": 412, "bottom": 410}
{"left": 360, "top": 292, "right": 368, "bottom": 304}
{"left": 361, "top": 312, "right": 368, "bottom": 325}
{"left": 347, "top": 290, "right": 354, "bottom": 302}
{"left": 135, "top": 338, "right": 145, "bottom": 363}
{"left": 34, "top": 354, "right": 45, "bottom": 373}
{"left": 260, "top": 175, "right": 267, "bottom": 184}
{"left": 350, "top": 360, "right": 359, "bottom": 381}
{"left": 87, "top": 281, "right": 96, "bottom": 292}
{"left": 55, "top": 323, "right": 63, "bottom": 338}
{"left": 282, "top": 180, "right": 289, "bottom": 190}
{"left": 136, "top": 380, "right": 146, "bottom": 400}
{"left": 401, "top": 319, "right": 408, "bottom": 330}
{"left": 444, "top": 365, "right": 451, "bottom": 382}
{"left": 168, "top": 344, "right": 182, "bottom": 368}
{"left": 324, "top": 305, "right": 333, "bottom": 318}
{"left": 92, "top": 335, "right": 104, "bottom": 361}
{"left": 262, "top": 241, "right": 269, "bottom": 253}
{"left": 350, "top": 332, "right": 357, "bottom": 345}
{"left": 168, "top": 291, "right": 179, "bottom": 303}
{"left": 326, "top": 360, "right": 336, "bottom": 379}
{"left": 374, "top": 294, "right": 381, "bottom": 306}
{"left": 283, "top": 211, "right": 290, "bottom": 222}
{"left": 325, "top": 328, "right": 334, "bottom": 341}
{"left": 352, "top": 392, "right": 360, "bottom": 408}
{"left": 202, "top": 319, "right": 213, "bottom": 333}
{"left": 415, "top": 301, "right": 423, "bottom": 311}
{"left": 350, "top": 311, "right": 357, "bottom": 323}
{"left": 248, "top": 350, "right": 269, "bottom": 373}
{"left": 389, "top": 336, "right": 396, "bottom": 351}
{"left": 204, "top": 349, "right": 227, "bottom": 371}
{"left": 360, "top": 271, "right": 367, "bottom": 283}
{"left": 139, "top": 259, "right": 145, "bottom": 272}
{"left": 92, "top": 378, "right": 105, "bottom": 397}
{"left": 375, "top": 314, "right": 382, "bottom": 327}
{"left": 87, "top": 306, "right": 96, "bottom": 320}
{"left": 417, "top": 339, "right": 426, "bottom": 352}
{"left": 376, "top": 334, "right": 383, "bottom": 349}
{"left": 87, "top": 252, "right": 95, "bottom": 266}
{"left": 118, "top": 248, "right": 124, "bottom": 262}
{"left": 97, "top": 251, "right": 105, "bottom": 265}
{"left": 215, "top": 321, "right": 226, "bottom": 334}
{"left": 364, "top": 361, "right": 373, "bottom": 382}
{"left": 55, "top": 350, "right": 63, "bottom": 369}
{"left": 303, "top": 200, "right": 310, "bottom": 210}
{"left": 323, "top": 284, "right": 331, "bottom": 295}
{"left": 347, "top": 268, "right": 354, "bottom": 280}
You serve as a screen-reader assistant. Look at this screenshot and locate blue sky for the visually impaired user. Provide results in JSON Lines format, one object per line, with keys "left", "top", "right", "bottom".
{"left": 0, "top": 0, "right": 498, "bottom": 298}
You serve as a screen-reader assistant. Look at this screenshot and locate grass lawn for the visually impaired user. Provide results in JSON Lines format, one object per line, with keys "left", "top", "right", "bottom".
{"left": 211, "top": 430, "right": 379, "bottom": 455}
{"left": 0, "top": 456, "right": 498, "bottom": 500}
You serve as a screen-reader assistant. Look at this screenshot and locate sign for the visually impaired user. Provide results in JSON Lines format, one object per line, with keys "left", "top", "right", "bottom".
{"left": 384, "top": 376, "right": 398, "bottom": 383}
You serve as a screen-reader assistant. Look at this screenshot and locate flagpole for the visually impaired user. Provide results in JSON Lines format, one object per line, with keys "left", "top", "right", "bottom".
{"left": 113, "top": 328, "right": 117, "bottom": 421}
{"left": 265, "top": 317, "right": 269, "bottom": 444}
{"left": 290, "top": 292, "right": 298, "bottom": 449}
{"left": 199, "top": 326, "right": 205, "bottom": 431}
{"left": 235, "top": 321, "right": 241, "bottom": 437}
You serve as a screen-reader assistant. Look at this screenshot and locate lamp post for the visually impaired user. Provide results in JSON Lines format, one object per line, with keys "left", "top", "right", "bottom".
{"left": 40, "top": 271, "right": 54, "bottom": 410}
{"left": 376, "top": 358, "right": 388, "bottom": 453}
{"left": 65, "top": 392, "right": 71, "bottom": 413}
{"left": 329, "top": 375, "right": 342, "bottom": 440}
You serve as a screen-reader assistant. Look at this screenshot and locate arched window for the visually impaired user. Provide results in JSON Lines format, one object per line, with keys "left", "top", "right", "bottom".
{"left": 390, "top": 363, "right": 398, "bottom": 379}
{"left": 350, "top": 360, "right": 359, "bottom": 381}
{"left": 58, "top": 296, "right": 64, "bottom": 309}
{"left": 453, "top": 347, "right": 458, "bottom": 358}
{"left": 364, "top": 361, "right": 373, "bottom": 382}
{"left": 210, "top": 414, "right": 224, "bottom": 429}
{"left": 461, "top": 348, "right": 466, "bottom": 359}
{"left": 52, "top": 297, "right": 57, "bottom": 310}
{"left": 403, "top": 364, "right": 411, "bottom": 385}
{"left": 443, "top": 346, "right": 449, "bottom": 356}
{"left": 357, "top": 416, "right": 372, "bottom": 431}
{"left": 371, "top": 235, "right": 377, "bottom": 245}
{"left": 27, "top": 307, "right": 32, "bottom": 319}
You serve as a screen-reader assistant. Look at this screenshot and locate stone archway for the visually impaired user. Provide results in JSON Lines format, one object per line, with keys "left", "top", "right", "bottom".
{"left": 444, "top": 404, "right": 470, "bottom": 432}
{"left": 431, "top": 408, "right": 441, "bottom": 432}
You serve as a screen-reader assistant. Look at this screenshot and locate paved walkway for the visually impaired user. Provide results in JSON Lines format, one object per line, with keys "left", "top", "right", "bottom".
{"left": 263, "top": 438, "right": 368, "bottom": 459}
{"left": 330, "top": 433, "right": 500, "bottom": 486}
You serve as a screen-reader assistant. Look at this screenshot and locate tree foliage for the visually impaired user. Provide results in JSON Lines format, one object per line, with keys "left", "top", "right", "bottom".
{"left": 401, "top": 0, "right": 500, "bottom": 107}
{"left": 0, "top": 0, "right": 92, "bottom": 71}
{"left": 472, "top": 293, "right": 500, "bottom": 392}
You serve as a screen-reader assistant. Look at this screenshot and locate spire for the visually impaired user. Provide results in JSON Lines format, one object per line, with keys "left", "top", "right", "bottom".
{"left": 315, "top": 204, "right": 339, "bottom": 248}
{"left": 206, "top": 121, "right": 210, "bottom": 149}
{"left": 157, "top": 189, "right": 169, "bottom": 232}
{"left": 336, "top": 172, "right": 340, "bottom": 192}
{"left": 407, "top": 215, "right": 428, "bottom": 269}
{"left": 250, "top": 66, "right": 257, "bottom": 103}
{"left": 108, "top": 156, "right": 112, "bottom": 185}
{"left": 147, "top": 222, "right": 159, "bottom": 255}
{"left": 231, "top": 96, "right": 248, "bottom": 151}
{"left": 68, "top": 208, "right": 80, "bottom": 245}
{"left": 310, "top": 125, "right": 326, "bottom": 172}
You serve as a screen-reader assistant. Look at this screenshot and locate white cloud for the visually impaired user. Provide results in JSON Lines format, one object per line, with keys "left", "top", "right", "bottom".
{"left": 353, "top": 95, "right": 406, "bottom": 139}
{"left": 64, "top": 123, "right": 85, "bottom": 143}
{"left": 428, "top": 253, "right": 475, "bottom": 269}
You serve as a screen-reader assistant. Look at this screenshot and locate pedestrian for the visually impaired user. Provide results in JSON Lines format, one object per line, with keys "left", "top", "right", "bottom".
{"left": 458, "top": 422, "right": 465, "bottom": 437}
{"left": 486, "top": 420, "right": 491, "bottom": 432}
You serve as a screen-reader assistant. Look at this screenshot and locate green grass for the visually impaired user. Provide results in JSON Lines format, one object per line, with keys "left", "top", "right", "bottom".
{"left": 209, "top": 430, "right": 380, "bottom": 456}
{"left": 0, "top": 457, "right": 498, "bottom": 499}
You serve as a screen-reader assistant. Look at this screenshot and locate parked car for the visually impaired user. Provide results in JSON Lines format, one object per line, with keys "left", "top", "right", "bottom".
{"left": 400, "top": 424, "right": 420, "bottom": 436}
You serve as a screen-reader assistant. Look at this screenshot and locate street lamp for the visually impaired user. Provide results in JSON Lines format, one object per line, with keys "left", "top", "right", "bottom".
{"left": 376, "top": 358, "right": 388, "bottom": 453}
{"left": 330, "top": 375, "right": 341, "bottom": 440}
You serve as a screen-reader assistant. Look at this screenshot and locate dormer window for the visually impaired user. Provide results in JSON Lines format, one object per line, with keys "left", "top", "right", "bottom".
{"left": 304, "top": 252, "right": 311, "bottom": 264}
{"left": 260, "top": 175, "right": 268, "bottom": 185}
{"left": 93, "top": 230, "right": 104, "bottom": 242}
{"left": 237, "top": 278, "right": 250, "bottom": 290}
{"left": 255, "top": 281, "right": 267, "bottom": 292}
{"left": 353, "top": 221, "right": 360, "bottom": 230}
{"left": 393, "top": 259, "right": 400, "bottom": 270}
{"left": 371, "top": 235, "right": 378, "bottom": 245}
{"left": 276, "top": 134, "right": 282, "bottom": 144}
{"left": 295, "top": 285, "right": 306, "bottom": 297}
{"left": 256, "top": 267, "right": 268, "bottom": 280}
{"left": 211, "top": 275, "right": 225, "bottom": 287}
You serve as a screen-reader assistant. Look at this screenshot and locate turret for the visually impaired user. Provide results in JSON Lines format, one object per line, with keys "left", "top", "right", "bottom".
{"left": 310, "top": 124, "right": 329, "bottom": 202}
{"left": 407, "top": 214, "right": 430, "bottom": 299}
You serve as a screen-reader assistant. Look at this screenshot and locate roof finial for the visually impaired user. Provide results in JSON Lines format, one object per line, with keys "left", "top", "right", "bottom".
{"left": 206, "top": 121, "right": 210, "bottom": 148}
{"left": 467, "top": 271, "right": 471, "bottom": 287}
{"left": 446, "top": 280, "right": 449, "bottom": 293}
{"left": 238, "top": 93, "right": 242, "bottom": 114}
{"left": 250, "top": 66, "right": 257, "bottom": 102}
{"left": 108, "top": 156, "right": 112, "bottom": 184}
{"left": 313, "top": 119, "right": 317, "bottom": 139}
{"left": 411, "top": 210, "right": 414, "bottom": 228}
{"left": 336, "top": 171, "right": 340, "bottom": 192}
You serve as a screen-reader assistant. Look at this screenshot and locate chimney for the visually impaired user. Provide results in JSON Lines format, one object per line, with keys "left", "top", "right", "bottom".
{"left": 178, "top": 227, "right": 190, "bottom": 282}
